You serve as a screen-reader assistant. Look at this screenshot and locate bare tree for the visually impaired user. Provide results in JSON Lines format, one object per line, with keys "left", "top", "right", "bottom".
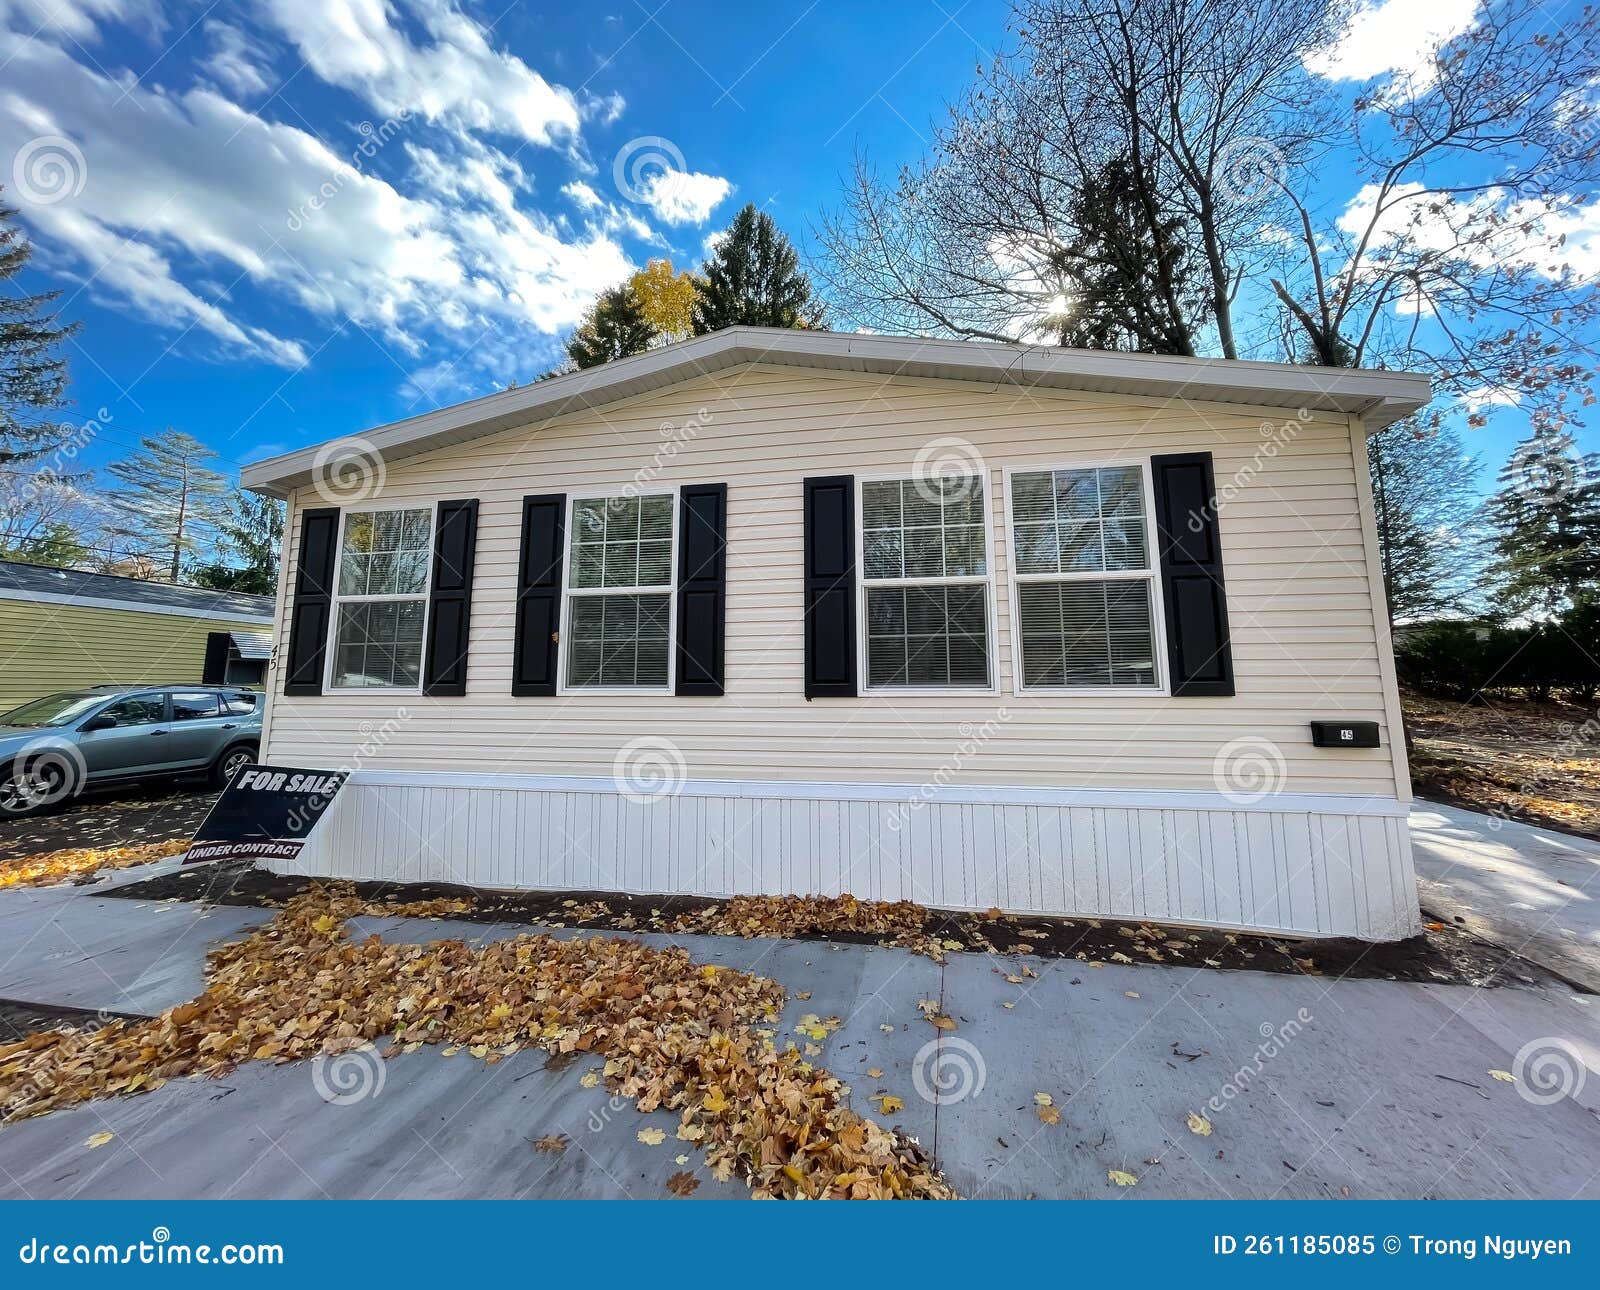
{"left": 1266, "top": 0, "right": 1600, "bottom": 425}
{"left": 815, "top": 0, "right": 1340, "bottom": 356}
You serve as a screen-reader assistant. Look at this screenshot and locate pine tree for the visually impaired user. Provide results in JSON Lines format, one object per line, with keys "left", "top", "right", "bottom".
{"left": 0, "top": 192, "right": 78, "bottom": 465}
{"left": 1047, "top": 157, "right": 1205, "bottom": 354}
{"left": 1367, "top": 419, "right": 1483, "bottom": 624}
{"left": 105, "top": 430, "right": 229, "bottom": 582}
{"left": 1481, "top": 428, "right": 1600, "bottom": 615}
{"left": 566, "top": 285, "right": 657, "bottom": 369}
{"left": 692, "top": 204, "right": 823, "bottom": 334}
{"left": 190, "top": 490, "right": 284, "bottom": 593}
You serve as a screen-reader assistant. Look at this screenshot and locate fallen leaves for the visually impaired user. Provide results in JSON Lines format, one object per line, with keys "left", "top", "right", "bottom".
{"left": 666, "top": 1171, "right": 700, "bottom": 1196}
{"left": 1186, "top": 1111, "right": 1213, "bottom": 1137}
{"left": 0, "top": 839, "right": 190, "bottom": 891}
{"left": 83, "top": 1131, "right": 114, "bottom": 1149}
{"left": 1489, "top": 1069, "right": 1516, "bottom": 1083}
{"left": 1107, "top": 1169, "right": 1138, "bottom": 1187}
{"left": 533, "top": 1134, "right": 569, "bottom": 1153}
{"left": 0, "top": 884, "right": 955, "bottom": 1200}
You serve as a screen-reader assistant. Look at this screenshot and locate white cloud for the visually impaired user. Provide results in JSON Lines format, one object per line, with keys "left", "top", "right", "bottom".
{"left": 636, "top": 169, "right": 731, "bottom": 226}
{"left": 258, "top": 0, "right": 584, "bottom": 145}
{"left": 0, "top": 0, "right": 127, "bottom": 41}
{"left": 1305, "top": 0, "right": 1479, "bottom": 88}
{"left": 203, "top": 20, "right": 273, "bottom": 98}
{"left": 562, "top": 180, "right": 602, "bottom": 210}
{"left": 0, "top": 26, "right": 632, "bottom": 386}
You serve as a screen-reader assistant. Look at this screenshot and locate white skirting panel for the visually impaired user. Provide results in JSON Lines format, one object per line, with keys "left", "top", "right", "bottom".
{"left": 273, "top": 774, "right": 1421, "bottom": 941}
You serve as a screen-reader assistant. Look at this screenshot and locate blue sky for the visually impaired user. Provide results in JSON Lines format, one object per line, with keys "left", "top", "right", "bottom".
{"left": 0, "top": 0, "right": 1581, "bottom": 494}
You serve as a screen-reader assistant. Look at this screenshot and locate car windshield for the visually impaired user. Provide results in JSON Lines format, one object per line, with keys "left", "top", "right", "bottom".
{"left": 0, "top": 692, "right": 108, "bottom": 728}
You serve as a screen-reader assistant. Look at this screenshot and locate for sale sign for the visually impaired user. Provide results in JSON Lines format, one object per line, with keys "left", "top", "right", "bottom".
{"left": 184, "top": 764, "right": 347, "bottom": 864}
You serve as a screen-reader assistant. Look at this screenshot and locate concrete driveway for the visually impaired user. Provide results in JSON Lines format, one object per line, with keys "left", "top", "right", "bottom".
{"left": 1412, "top": 801, "right": 1600, "bottom": 992}
{"left": 0, "top": 867, "right": 1596, "bottom": 1200}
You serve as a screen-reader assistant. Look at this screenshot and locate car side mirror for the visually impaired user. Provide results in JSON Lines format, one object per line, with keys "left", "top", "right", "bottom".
{"left": 80, "top": 715, "right": 116, "bottom": 732}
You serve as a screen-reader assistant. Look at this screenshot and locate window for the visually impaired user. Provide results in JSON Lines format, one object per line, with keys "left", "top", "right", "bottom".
{"left": 1008, "top": 464, "right": 1161, "bottom": 690}
{"left": 222, "top": 693, "right": 258, "bottom": 716}
{"left": 99, "top": 695, "right": 165, "bottom": 726}
{"left": 859, "top": 475, "right": 992, "bottom": 689}
{"left": 564, "top": 492, "right": 676, "bottom": 690}
{"left": 329, "top": 508, "right": 434, "bottom": 690}
{"left": 171, "top": 691, "right": 220, "bottom": 721}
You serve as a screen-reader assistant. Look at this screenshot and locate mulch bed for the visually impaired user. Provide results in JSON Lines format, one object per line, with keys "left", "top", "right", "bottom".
{"left": 0, "top": 783, "right": 216, "bottom": 862}
{"left": 107, "top": 858, "right": 1574, "bottom": 993}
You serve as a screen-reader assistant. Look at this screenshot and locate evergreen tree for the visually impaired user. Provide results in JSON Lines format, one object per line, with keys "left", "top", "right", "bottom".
{"left": 1367, "top": 419, "right": 1483, "bottom": 624}
{"left": 1481, "top": 428, "right": 1600, "bottom": 615}
{"left": 190, "top": 490, "right": 284, "bottom": 593}
{"left": 1046, "top": 157, "right": 1205, "bottom": 354}
{"left": 0, "top": 192, "right": 78, "bottom": 465}
{"left": 566, "top": 285, "right": 657, "bottom": 369}
{"left": 105, "top": 430, "right": 229, "bottom": 582}
{"left": 692, "top": 204, "right": 823, "bottom": 334}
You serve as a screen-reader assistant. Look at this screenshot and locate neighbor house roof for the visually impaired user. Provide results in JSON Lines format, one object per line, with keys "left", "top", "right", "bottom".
{"left": 240, "top": 327, "right": 1433, "bottom": 498}
{"left": 0, "top": 560, "right": 275, "bottom": 624}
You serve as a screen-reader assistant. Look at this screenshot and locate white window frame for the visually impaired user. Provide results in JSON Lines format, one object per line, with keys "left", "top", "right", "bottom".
{"left": 1001, "top": 460, "right": 1170, "bottom": 698}
{"left": 854, "top": 468, "right": 1000, "bottom": 696}
{"left": 324, "top": 501, "right": 439, "bottom": 695}
{"left": 557, "top": 487, "right": 679, "bottom": 697}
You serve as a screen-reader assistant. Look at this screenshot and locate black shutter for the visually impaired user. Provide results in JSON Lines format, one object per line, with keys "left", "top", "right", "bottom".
{"left": 202, "top": 631, "right": 231, "bottom": 684}
{"left": 511, "top": 494, "right": 566, "bottom": 696}
{"left": 283, "top": 506, "right": 339, "bottom": 696}
{"left": 676, "top": 483, "right": 727, "bottom": 696}
{"left": 422, "top": 499, "right": 480, "bottom": 696}
{"left": 803, "top": 475, "right": 857, "bottom": 698}
{"left": 1150, "top": 452, "right": 1235, "bottom": 697}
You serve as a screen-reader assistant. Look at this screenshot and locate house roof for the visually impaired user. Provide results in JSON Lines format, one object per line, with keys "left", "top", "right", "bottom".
{"left": 0, "top": 560, "right": 275, "bottom": 624}
{"left": 240, "top": 327, "right": 1434, "bottom": 498}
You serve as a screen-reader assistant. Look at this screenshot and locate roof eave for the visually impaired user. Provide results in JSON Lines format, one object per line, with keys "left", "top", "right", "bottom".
{"left": 241, "top": 329, "right": 1432, "bottom": 497}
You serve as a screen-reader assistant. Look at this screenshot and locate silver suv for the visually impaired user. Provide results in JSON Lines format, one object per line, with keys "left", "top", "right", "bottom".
{"left": 0, "top": 685, "right": 263, "bottom": 818}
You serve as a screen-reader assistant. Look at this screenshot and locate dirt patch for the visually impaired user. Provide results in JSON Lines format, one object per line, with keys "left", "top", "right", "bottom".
{"left": 1403, "top": 688, "right": 1600, "bottom": 840}
{"left": 0, "top": 784, "right": 215, "bottom": 862}
{"left": 107, "top": 858, "right": 1575, "bottom": 993}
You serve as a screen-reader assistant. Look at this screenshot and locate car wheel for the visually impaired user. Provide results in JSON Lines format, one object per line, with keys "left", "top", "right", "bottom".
{"left": 210, "top": 743, "right": 257, "bottom": 789}
{"left": 0, "top": 755, "right": 76, "bottom": 819}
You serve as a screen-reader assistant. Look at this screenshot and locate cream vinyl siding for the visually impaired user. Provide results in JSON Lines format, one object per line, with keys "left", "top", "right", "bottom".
{"left": 263, "top": 364, "right": 1404, "bottom": 799}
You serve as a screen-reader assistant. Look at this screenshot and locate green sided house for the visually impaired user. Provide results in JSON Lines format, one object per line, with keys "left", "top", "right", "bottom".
{"left": 0, "top": 560, "right": 274, "bottom": 711}
{"left": 240, "top": 328, "right": 1431, "bottom": 941}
